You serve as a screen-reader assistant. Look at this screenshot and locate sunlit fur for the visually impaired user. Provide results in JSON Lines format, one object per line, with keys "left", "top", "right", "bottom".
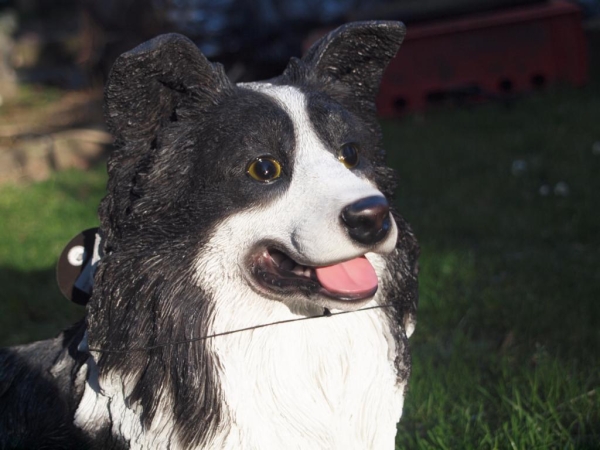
{"left": 0, "top": 23, "right": 419, "bottom": 450}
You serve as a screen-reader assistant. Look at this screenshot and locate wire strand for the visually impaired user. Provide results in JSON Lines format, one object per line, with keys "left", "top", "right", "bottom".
{"left": 87, "top": 303, "right": 393, "bottom": 354}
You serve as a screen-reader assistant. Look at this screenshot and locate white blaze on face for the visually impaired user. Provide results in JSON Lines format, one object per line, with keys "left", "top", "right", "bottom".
{"left": 194, "top": 83, "right": 400, "bottom": 309}
{"left": 255, "top": 84, "right": 398, "bottom": 263}
{"left": 224, "top": 84, "right": 397, "bottom": 267}
{"left": 194, "top": 83, "right": 400, "bottom": 311}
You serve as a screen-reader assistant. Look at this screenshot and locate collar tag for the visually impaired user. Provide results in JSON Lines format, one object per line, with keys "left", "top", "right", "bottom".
{"left": 56, "top": 228, "right": 103, "bottom": 305}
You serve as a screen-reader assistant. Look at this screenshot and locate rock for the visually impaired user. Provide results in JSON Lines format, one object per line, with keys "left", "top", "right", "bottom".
{"left": 17, "top": 136, "right": 53, "bottom": 182}
{"left": 51, "top": 128, "right": 112, "bottom": 170}
{"left": 0, "top": 127, "right": 111, "bottom": 185}
{"left": 0, "top": 137, "right": 52, "bottom": 184}
{"left": 0, "top": 147, "right": 23, "bottom": 184}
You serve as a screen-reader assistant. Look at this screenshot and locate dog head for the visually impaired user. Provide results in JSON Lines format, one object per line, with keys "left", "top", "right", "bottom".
{"left": 98, "top": 22, "right": 410, "bottom": 313}
{"left": 87, "top": 21, "right": 419, "bottom": 444}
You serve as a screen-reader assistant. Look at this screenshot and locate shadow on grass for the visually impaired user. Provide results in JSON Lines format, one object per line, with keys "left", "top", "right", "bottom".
{"left": 0, "top": 166, "right": 106, "bottom": 347}
{"left": 395, "top": 240, "right": 600, "bottom": 449}
{"left": 0, "top": 266, "right": 84, "bottom": 348}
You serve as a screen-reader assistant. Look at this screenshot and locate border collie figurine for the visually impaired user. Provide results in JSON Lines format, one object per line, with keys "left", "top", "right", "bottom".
{"left": 0, "top": 21, "right": 419, "bottom": 449}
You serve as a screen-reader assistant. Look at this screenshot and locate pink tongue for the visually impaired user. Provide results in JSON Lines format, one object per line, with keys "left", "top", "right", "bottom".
{"left": 315, "top": 256, "right": 378, "bottom": 297}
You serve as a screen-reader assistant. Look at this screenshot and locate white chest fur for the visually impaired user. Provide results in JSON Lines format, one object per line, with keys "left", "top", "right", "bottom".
{"left": 73, "top": 356, "right": 179, "bottom": 449}
{"left": 209, "top": 304, "right": 406, "bottom": 450}
{"left": 73, "top": 304, "right": 405, "bottom": 450}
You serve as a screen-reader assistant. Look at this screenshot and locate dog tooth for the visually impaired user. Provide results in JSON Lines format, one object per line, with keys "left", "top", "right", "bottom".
{"left": 292, "top": 265, "right": 305, "bottom": 276}
{"left": 304, "top": 268, "right": 312, "bottom": 278}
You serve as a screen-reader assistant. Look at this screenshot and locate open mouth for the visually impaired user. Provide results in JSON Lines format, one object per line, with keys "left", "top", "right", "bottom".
{"left": 251, "top": 247, "right": 379, "bottom": 308}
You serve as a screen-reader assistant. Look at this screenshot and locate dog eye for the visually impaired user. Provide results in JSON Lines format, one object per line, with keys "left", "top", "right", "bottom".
{"left": 338, "top": 143, "right": 360, "bottom": 169}
{"left": 247, "top": 156, "right": 282, "bottom": 183}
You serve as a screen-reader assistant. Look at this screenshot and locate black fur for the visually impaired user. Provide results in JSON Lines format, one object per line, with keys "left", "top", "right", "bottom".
{"left": 0, "top": 323, "right": 92, "bottom": 449}
{"left": 0, "top": 21, "right": 418, "bottom": 449}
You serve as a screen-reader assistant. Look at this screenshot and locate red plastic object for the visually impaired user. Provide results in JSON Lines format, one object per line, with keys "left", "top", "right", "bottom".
{"left": 305, "top": 0, "right": 588, "bottom": 116}
{"left": 377, "top": 0, "right": 589, "bottom": 115}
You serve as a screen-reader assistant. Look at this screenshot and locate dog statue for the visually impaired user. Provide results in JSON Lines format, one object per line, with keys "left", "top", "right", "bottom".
{"left": 0, "top": 21, "right": 418, "bottom": 449}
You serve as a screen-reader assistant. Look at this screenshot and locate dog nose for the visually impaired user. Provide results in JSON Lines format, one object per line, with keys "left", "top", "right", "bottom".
{"left": 341, "top": 196, "right": 391, "bottom": 245}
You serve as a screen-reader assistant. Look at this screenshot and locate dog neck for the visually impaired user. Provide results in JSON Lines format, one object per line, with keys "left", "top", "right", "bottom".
{"left": 209, "top": 299, "right": 406, "bottom": 449}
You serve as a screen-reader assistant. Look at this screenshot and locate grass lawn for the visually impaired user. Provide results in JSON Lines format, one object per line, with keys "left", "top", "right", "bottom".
{"left": 1, "top": 80, "right": 599, "bottom": 448}
{"left": 386, "top": 81, "right": 600, "bottom": 448}
{"left": 0, "top": 168, "right": 105, "bottom": 344}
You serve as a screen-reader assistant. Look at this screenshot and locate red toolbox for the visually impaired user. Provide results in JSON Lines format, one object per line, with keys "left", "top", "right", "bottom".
{"left": 306, "top": 0, "right": 589, "bottom": 116}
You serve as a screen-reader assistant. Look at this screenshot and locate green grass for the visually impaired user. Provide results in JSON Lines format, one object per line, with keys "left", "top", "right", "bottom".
{"left": 386, "top": 83, "right": 600, "bottom": 448}
{"left": 0, "top": 167, "right": 106, "bottom": 345}
{"left": 0, "top": 82, "right": 599, "bottom": 449}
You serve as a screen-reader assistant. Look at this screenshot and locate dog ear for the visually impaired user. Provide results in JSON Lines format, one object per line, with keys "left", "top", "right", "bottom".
{"left": 105, "top": 33, "right": 232, "bottom": 146}
{"left": 289, "top": 21, "right": 405, "bottom": 103}
{"left": 101, "top": 34, "right": 232, "bottom": 249}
